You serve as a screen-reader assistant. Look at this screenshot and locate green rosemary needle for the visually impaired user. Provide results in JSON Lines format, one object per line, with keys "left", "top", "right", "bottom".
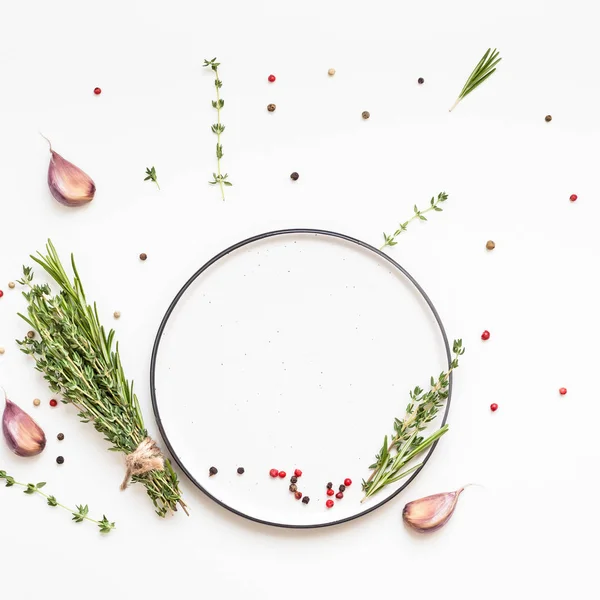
{"left": 204, "top": 57, "right": 232, "bottom": 199}
{"left": 0, "top": 471, "right": 115, "bottom": 533}
{"left": 361, "top": 339, "right": 464, "bottom": 502}
{"left": 381, "top": 192, "right": 448, "bottom": 250}
{"left": 450, "top": 48, "right": 501, "bottom": 112}
{"left": 144, "top": 166, "right": 160, "bottom": 190}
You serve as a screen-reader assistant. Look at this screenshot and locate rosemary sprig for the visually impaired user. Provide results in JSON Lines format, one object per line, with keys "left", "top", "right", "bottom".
{"left": 0, "top": 471, "right": 115, "bottom": 533}
{"left": 203, "top": 57, "right": 232, "bottom": 199}
{"left": 144, "top": 166, "right": 160, "bottom": 190}
{"left": 381, "top": 192, "right": 448, "bottom": 250}
{"left": 450, "top": 48, "right": 501, "bottom": 112}
{"left": 16, "top": 241, "right": 187, "bottom": 517}
{"left": 361, "top": 339, "right": 464, "bottom": 502}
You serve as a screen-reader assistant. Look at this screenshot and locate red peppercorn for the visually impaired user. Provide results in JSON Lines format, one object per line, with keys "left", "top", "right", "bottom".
{"left": 278, "top": 471, "right": 286, "bottom": 478}
{"left": 481, "top": 330, "right": 490, "bottom": 341}
{"left": 336, "top": 491, "right": 344, "bottom": 499}
{"left": 570, "top": 194, "right": 577, "bottom": 202}
{"left": 294, "top": 491, "right": 302, "bottom": 500}
{"left": 268, "top": 74, "right": 276, "bottom": 82}
{"left": 269, "top": 468, "right": 279, "bottom": 478}
{"left": 326, "top": 488, "right": 334, "bottom": 496}
{"left": 0, "top": 290, "right": 3, "bottom": 298}
{"left": 294, "top": 469, "right": 302, "bottom": 477}
{"left": 326, "top": 499, "right": 334, "bottom": 508}
{"left": 49, "top": 399, "right": 58, "bottom": 407}
{"left": 344, "top": 478, "right": 352, "bottom": 486}
{"left": 490, "top": 403, "right": 498, "bottom": 412}
{"left": 559, "top": 387, "right": 567, "bottom": 395}
{"left": 94, "top": 87, "right": 101, "bottom": 95}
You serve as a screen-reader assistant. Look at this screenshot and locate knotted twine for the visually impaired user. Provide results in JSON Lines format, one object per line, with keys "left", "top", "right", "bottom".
{"left": 120, "top": 437, "right": 165, "bottom": 491}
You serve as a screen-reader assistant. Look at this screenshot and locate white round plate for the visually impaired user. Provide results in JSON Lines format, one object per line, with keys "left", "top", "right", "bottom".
{"left": 151, "top": 229, "right": 452, "bottom": 528}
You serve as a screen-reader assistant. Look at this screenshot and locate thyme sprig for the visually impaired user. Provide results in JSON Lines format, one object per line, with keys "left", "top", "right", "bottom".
{"left": 144, "top": 166, "right": 160, "bottom": 190}
{"left": 16, "top": 241, "right": 187, "bottom": 517}
{"left": 0, "top": 471, "right": 115, "bottom": 533}
{"left": 381, "top": 192, "right": 448, "bottom": 250}
{"left": 204, "top": 57, "right": 232, "bottom": 199}
{"left": 450, "top": 48, "right": 501, "bottom": 112}
{"left": 361, "top": 339, "right": 464, "bottom": 502}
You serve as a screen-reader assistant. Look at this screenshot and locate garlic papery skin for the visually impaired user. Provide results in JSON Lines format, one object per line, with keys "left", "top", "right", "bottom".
{"left": 45, "top": 138, "right": 96, "bottom": 207}
{"left": 2, "top": 398, "right": 47, "bottom": 457}
{"left": 402, "top": 487, "right": 464, "bottom": 533}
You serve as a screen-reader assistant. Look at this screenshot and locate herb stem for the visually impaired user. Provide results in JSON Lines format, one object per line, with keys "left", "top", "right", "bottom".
{"left": 214, "top": 64, "right": 225, "bottom": 201}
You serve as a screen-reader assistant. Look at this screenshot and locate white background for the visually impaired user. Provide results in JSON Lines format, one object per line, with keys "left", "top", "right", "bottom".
{"left": 0, "top": 0, "right": 597, "bottom": 597}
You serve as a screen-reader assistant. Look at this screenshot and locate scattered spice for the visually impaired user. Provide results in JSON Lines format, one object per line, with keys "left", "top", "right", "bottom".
{"left": 403, "top": 487, "right": 466, "bottom": 532}
{"left": 203, "top": 57, "right": 232, "bottom": 199}
{"left": 237, "top": 467, "right": 245, "bottom": 475}
{"left": 290, "top": 172, "right": 299, "bottom": 181}
{"left": 144, "top": 167, "right": 160, "bottom": 190}
{"left": 113, "top": 311, "right": 121, "bottom": 319}
{"left": 139, "top": 253, "right": 147, "bottom": 261}
{"left": 418, "top": 77, "right": 424, "bottom": 84}
{"left": 209, "top": 466, "right": 218, "bottom": 476}
{"left": 559, "top": 387, "right": 567, "bottom": 395}
{"left": 2, "top": 393, "right": 46, "bottom": 457}
{"left": 269, "top": 468, "right": 279, "bottom": 478}
{"left": 278, "top": 470, "right": 287, "bottom": 478}
{"left": 381, "top": 192, "right": 449, "bottom": 249}
{"left": 57, "top": 433, "right": 64, "bottom": 441}
{"left": 27, "top": 331, "right": 35, "bottom": 339}
{"left": 0, "top": 348, "right": 5, "bottom": 355}
{"left": 49, "top": 399, "right": 58, "bottom": 407}
{"left": 326, "top": 482, "right": 333, "bottom": 489}
{"left": 93, "top": 87, "right": 101, "bottom": 95}
{"left": 545, "top": 115, "right": 552, "bottom": 122}
{"left": 302, "top": 496, "right": 310, "bottom": 504}
{"left": 33, "top": 399, "right": 41, "bottom": 407}
{"left": 268, "top": 74, "right": 276, "bottom": 82}
{"left": 0, "top": 290, "right": 3, "bottom": 298}
{"left": 8, "top": 282, "right": 15, "bottom": 289}
{"left": 0, "top": 470, "right": 114, "bottom": 533}
{"left": 481, "top": 330, "right": 490, "bottom": 341}
{"left": 486, "top": 240, "right": 496, "bottom": 250}
{"left": 570, "top": 194, "right": 578, "bottom": 202}
{"left": 56, "top": 456, "right": 64, "bottom": 464}
{"left": 267, "top": 103, "right": 276, "bottom": 112}
{"left": 294, "top": 469, "right": 302, "bottom": 477}
{"left": 290, "top": 476, "right": 298, "bottom": 483}
{"left": 490, "top": 403, "right": 498, "bottom": 412}
{"left": 336, "top": 492, "right": 344, "bottom": 499}
{"left": 328, "top": 68, "right": 336, "bottom": 76}
{"left": 339, "top": 484, "right": 346, "bottom": 492}
{"left": 326, "top": 499, "right": 334, "bottom": 508}
{"left": 326, "top": 488, "right": 335, "bottom": 496}
{"left": 361, "top": 111, "right": 370, "bottom": 120}
{"left": 294, "top": 491, "right": 302, "bottom": 500}
{"left": 450, "top": 48, "right": 501, "bottom": 112}
{"left": 41, "top": 135, "right": 96, "bottom": 207}
{"left": 344, "top": 478, "right": 352, "bottom": 487}
{"left": 289, "top": 483, "right": 298, "bottom": 493}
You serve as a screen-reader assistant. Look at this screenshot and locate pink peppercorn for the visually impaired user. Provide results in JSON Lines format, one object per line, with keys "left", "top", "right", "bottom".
{"left": 268, "top": 74, "right": 276, "bottom": 82}
{"left": 570, "top": 194, "right": 577, "bottom": 202}
{"left": 278, "top": 471, "right": 286, "bottom": 478}
{"left": 326, "top": 499, "right": 334, "bottom": 508}
{"left": 559, "top": 387, "right": 567, "bottom": 395}
{"left": 269, "top": 469, "right": 279, "bottom": 478}
{"left": 94, "top": 87, "right": 101, "bottom": 95}
{"left": 49, "top": 399, "right": 58, "bottom": 407}
{"left": 481, "top": 330, "right": 490, "bottom": 341}
{"left": 490, "top": 403, "right": 498, "bottom": 412}
{"left": 344, "top": 478, "right": 352, "bottom": 486}
{"left": 336, "top": 492, "right": 344, "bottom": 499}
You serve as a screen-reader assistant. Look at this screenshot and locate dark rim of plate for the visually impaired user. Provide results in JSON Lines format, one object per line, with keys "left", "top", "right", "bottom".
{"left": 150, "top": 228, "right": 452, "bottom": 529}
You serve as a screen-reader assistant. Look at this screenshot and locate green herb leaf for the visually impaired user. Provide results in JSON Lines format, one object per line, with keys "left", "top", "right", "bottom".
{"left": 450, "top": 49, "right": 501, "bottom": 111}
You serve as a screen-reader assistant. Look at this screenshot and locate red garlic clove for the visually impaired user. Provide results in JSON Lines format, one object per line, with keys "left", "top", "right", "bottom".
{"left": 2, "top": 396, "right": 46, "bottom": 457}
{"left": 402, "top": 487, "right": 465, "bottom": 533}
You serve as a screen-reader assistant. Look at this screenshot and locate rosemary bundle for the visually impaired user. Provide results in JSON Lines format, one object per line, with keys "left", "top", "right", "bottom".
{"left": 362, "top": 339, "right": 464, "bottom": 502}
{"left": 450, "top": 48, "right": 501, "bottom": 112}
{"left": 17, "top": 241, "right": 186, "bottom": 517}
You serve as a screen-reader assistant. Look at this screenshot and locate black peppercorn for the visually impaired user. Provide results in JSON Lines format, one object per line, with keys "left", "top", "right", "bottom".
{"left": 339, "top": 484, "right": 346, "bottom": 492}
{"left": 361, "top": 111, "right": 370, "bottom": 120}
{"left": 418, "top": 77, "right": 424, "bottom": 84}
{"left": 209, "top": 466, "right": 218, "bottom": 476}
{"left": 326, "top": 482, "right": 333, "bottom": 489}
{"left": 57, "top": 433, "right": 65, "bottom": 441}
{"left": 56, "top": 456, "right": 64, "bottom": 464}
{"left": 289, "top": 483, "right": 298, "bottom": 493}
{"left": 139, "top": 253, "right": 147, "bottom": 261}
{"left": 290, "top": 476, "right": 298, "bottom": 483}
{"left": 545, "top": 115, "right": 552, "bottom": 122}
{"left": 267, "top": 103, "right": 276, "bottom": 112}
{"left": 302, "top": 496, "right": 310, "bottom": 504}
{"left": 290, "top": 172, "right": 299, "bottom": 181}
{"left": 237, "top": 467, "right": 245, "bottom": 474}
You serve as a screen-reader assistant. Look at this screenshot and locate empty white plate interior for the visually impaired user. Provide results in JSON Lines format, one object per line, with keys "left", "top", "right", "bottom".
{"left": 153, "top": 232, "right": 449, "bottom": 526}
